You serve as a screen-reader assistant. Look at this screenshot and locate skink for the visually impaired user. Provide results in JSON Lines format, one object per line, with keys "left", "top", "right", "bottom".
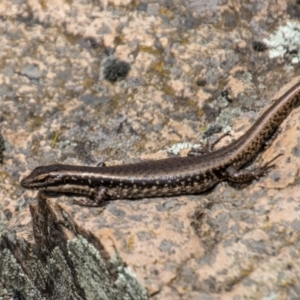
{"left": 20, "top": 82, "right": 300, "bottom": 206}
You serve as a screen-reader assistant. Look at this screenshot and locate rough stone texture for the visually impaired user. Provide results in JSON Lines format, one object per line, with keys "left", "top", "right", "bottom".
{"left": 1, "top": 0, "right": 300, "bottom": 299}
{"left": 0, "top": 193, "right": 147, "bottom": 299}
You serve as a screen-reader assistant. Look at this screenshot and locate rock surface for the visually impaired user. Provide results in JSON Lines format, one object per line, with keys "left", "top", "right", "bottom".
{"left": 1, "top": 0, "right": 300, "bottom": 299}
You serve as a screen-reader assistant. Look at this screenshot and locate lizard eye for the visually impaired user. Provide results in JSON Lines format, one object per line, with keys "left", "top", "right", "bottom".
{"left": 44, "top": 176, "right": 54, "bottom": 183}
{"left": 44, "top": 174, "right": 63, "bottom": 184}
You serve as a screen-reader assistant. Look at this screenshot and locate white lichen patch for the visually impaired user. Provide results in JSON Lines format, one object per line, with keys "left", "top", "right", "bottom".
{"left": 263, "top": 21, "right": 300, "bottom": 64}
{"left": 167, "top": 142, "right": 201, "bottom": 155}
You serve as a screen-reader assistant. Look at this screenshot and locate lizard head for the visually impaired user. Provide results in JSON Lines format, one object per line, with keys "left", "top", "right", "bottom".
{"left": 20, "top": 165, "right": 65, "bottom": 189}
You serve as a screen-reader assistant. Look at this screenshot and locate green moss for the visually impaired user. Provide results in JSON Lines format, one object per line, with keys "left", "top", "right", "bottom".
{"left": 161, "top": 84, "right": 175, "bottom": 96}
{"left": 150, "top": 60, "right": 170, "bottom": 78}
{"left": 127, "top": 236, "right": 135, "bottom": 251}
{"left": 82, "top": 77, "right": 95, "bottom": 89}
{"left": 139, "top": 45, "right": 161, "bottom": 56}
{"left": 39, "top": 0, "right": 47, "bottom": 10}
{"left": 29, "top": 116, "right": 42, "bottom": 131}
{"left": 133, "top": 133, "right": 147, "bottom": 153}
{"left": 0, "top": 58, "right": 6, "bottom": 69}
{"left": 110, "top": 0, "right": 141, "bottom": 11}
{"left": 64, "top": 32, "right": 80, "bottom": 46}
{"left": 217, "top": 77, "right": 228, "bottom": 92}
{"left": 0, "top": 170, "right": 10, "bottom": 181}
{"left": 51, "top": 131, "right": 60, "bottom": 148}
{"left": 197, "top": 109, "right": 205, "bottom": 118}
{"left": 159, "top": 7, "right": 173, "bottom": 17}
{"left": 114, "top": 35, "right": 125, "bottom": 45}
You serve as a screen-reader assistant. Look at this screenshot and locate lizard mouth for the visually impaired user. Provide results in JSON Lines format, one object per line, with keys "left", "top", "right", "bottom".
{"left": 20, "top": 177, "right": 48, "bottom": 189}
{"left": 20, "top": 173, "right": 59, "bottom": 189}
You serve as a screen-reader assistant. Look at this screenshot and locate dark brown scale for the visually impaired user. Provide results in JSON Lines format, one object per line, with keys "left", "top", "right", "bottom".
{"left": 20, "top": 81, "right": 300, "bottom": 205}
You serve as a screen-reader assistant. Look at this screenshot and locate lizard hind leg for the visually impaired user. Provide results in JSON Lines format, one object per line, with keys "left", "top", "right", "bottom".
{"left": 226, "top": 153, "right": 283, "bottom": 183}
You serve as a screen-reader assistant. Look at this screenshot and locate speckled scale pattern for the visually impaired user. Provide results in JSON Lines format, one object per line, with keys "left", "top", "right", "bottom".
{"left": 20, "top": 82, "right": 300, "bottom": 202}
